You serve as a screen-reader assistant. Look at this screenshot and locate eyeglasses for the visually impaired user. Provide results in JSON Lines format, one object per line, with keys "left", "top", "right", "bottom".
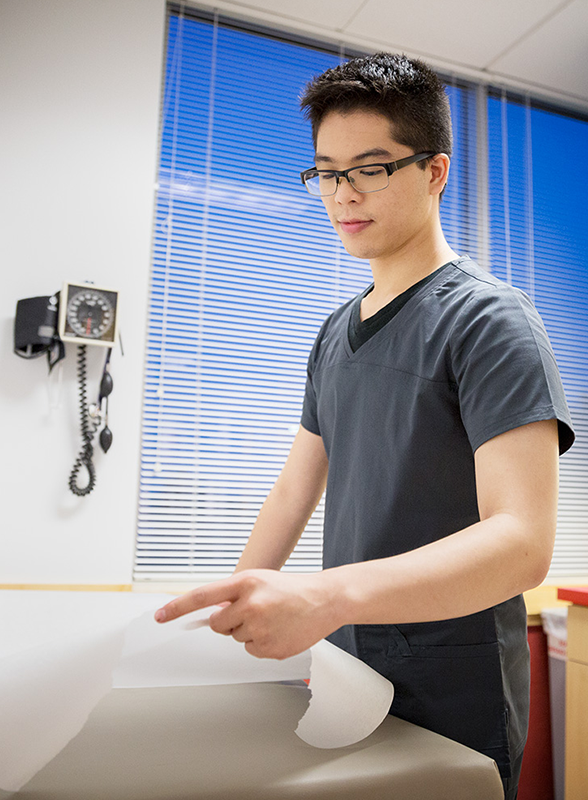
{"left": 300, "top": 152, "right": 435, "bottom": 197}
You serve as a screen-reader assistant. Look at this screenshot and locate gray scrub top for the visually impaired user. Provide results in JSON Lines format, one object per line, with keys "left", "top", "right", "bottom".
{"left": 300, "top": 256, "right": 574, "bottom": 778}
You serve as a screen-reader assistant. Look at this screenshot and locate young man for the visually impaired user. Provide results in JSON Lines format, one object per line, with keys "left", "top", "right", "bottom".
{"left": 156, "top": 53, "right": 574, "bottom": 799}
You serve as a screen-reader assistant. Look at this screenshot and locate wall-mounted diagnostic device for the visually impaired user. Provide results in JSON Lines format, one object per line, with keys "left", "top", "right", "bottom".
{"left": 14, "top": 281, "right": 121, "bottom": 497}
{"left": 58, "top": 282, "right": 119, "bottom": 346}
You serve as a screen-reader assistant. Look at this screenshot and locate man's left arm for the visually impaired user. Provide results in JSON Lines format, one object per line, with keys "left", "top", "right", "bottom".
{"left": 155, "top": 418, "right": 559, "bottom": 658}
{"left": 336, "top": 417, "right": 559, "bottom": 625}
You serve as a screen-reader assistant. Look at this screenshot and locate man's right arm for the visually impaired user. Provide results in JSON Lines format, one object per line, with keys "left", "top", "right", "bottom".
{"left": 234, "top": 425, "right": 328, "bottom": 573}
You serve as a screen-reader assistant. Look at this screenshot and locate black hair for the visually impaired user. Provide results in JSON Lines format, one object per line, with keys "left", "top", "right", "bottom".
{"left": 299, "top": 52, "right": 453, "bottom": 167}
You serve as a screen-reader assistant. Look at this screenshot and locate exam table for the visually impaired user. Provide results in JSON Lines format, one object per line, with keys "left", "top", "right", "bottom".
{"left": 0, "top": 591, "right": 504, "bottom": 799}
{"left": 6, "top": 681, "right": 503, "bottom": 800}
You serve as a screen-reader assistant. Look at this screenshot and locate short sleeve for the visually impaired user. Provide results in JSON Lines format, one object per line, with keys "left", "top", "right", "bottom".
{"left": 450, "top": 286, "right": 574, "bottom": 455}
{"left": 300, "top": 317, "right": 333, "bottom": 436}
{"left": 300, "top": 375, "right": 320, "bottom": 435}
{"left": 300, "top": 343, "right": 321, "bottom": 436}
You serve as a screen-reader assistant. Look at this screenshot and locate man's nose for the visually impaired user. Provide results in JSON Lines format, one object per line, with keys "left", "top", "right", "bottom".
{"left": 334, "top": 175, "right": 361, "bottom": 202}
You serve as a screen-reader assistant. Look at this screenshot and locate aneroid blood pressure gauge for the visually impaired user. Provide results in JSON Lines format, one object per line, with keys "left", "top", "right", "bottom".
{"left": 58, "top": 281, "right": 119, "bottom": 347}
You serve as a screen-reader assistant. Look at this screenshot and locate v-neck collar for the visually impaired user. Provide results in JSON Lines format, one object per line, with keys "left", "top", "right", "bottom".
{"left": 344, "top": 256, "right": 469, "bottom": 358}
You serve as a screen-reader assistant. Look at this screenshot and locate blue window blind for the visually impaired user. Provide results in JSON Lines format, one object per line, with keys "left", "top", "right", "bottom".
{"left": 135, "top": 9, "right": 480, "bottom": 582}
{"left": 487, "top": 93, "right": 588, "bottom": 578}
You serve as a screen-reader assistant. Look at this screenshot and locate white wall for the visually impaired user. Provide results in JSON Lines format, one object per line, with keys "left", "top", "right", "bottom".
{"left": 0, "top": 0, "right": 166, "bottom": 584}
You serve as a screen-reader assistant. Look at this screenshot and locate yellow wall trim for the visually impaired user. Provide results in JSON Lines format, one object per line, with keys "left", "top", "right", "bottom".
{"left": 0, "top": 582, "right": 581, "bottom": 613}
{"left": 0, "top": 584, "right": 133, "bottom": 592}
{"left": 524, "top": 583, "right": 572, "bottom": 625}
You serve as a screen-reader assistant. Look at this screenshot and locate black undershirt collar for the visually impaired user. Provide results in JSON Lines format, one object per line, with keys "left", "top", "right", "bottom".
{"left": 348, "top": 258, "right": 462, "bottom": 353}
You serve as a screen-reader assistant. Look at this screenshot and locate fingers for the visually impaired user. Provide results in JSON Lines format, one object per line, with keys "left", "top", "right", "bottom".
{"left": 228, "top": 624, "right": 248, "bottom": 643}
{"left": 154, "top": 577, "right": 241, "bottom": 623}
{"left": 153, "top": 570, "right": 306, "bottom": 661}
{"left": 208, "top": 602, "right": 244, "bottom": 635}
{"left": 244, "top": 640, "right": 261, "bottom": 658}
{"left": 244, "top": 638, "right": 284, "bottom": 660}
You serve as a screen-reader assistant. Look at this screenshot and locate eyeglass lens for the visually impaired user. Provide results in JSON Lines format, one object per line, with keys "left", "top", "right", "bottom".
{"left": 305, "top": 165, "right": 389, "bottom": 196}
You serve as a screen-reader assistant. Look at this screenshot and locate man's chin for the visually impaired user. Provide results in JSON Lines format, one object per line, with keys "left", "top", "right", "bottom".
{"left": 339, "top": 240, "right": 377, "bottom": 262}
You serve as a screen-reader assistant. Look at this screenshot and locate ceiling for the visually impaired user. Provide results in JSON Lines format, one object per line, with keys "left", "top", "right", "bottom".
{"left": 187, "top": 0, "right": 588, "bottom": 114}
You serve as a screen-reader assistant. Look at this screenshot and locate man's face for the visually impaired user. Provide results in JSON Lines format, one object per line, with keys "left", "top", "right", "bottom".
{"left": 314, "top": 109, "right": 435, "bottom": 265}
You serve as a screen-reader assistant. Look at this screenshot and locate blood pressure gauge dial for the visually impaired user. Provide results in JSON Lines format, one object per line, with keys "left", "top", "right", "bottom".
{"left": 58, "top": 282, "right": 119, "bottom": 347}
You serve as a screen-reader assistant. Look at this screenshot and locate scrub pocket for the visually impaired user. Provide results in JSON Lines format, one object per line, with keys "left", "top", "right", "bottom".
{"left": 355, "top": 623, "right": 512, "bottom": 778}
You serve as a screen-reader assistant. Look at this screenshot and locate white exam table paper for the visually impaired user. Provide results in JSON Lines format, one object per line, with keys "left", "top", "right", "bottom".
{"left": 0, "top": 591, "right": 394, "bottom": 793}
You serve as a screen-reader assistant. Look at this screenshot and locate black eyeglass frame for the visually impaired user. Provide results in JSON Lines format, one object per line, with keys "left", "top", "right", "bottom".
{"left": 300, "top": 151, "right": 436, "bottom": 196}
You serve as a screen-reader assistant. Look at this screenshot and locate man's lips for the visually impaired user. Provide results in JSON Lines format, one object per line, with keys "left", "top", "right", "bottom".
{"left": 338, "top": 219, "right": 373, "bottom": 234}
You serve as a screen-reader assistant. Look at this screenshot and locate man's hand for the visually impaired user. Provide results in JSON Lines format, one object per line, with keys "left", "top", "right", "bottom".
{"left": 154, "top": 569, "right": 341, "bottom": 660}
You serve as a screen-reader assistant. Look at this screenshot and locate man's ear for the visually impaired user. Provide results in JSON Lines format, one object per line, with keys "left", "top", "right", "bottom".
{"left": 429, "top": 153, "right": 450, "bottom": 198}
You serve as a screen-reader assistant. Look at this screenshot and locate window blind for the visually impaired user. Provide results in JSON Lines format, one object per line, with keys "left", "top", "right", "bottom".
{"left": 486, "top": 91, "right": 588, "bottom": 578}
{"left": 135, "top": 7, "right": 477, "bottom": 582}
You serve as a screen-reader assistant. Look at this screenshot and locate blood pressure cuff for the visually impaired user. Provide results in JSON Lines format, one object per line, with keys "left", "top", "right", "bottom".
{"left": 14, "top": 295, "right": 65, "bottom": 369}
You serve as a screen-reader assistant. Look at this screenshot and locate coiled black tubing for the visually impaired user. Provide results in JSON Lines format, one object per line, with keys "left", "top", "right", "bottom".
{"left": 68, "top": 345, "right": 100, "bottom": 496}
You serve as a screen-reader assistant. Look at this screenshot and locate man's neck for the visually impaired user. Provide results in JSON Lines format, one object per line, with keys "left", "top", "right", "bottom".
{"left": 364, "top": 229, "right": 458, "bottom": 316}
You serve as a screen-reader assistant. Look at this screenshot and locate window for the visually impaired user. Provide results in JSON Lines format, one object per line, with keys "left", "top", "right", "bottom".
{"left": 487, "top": 92, "right": 588, "bottom": 577}
{"left": 135, "top": 6, "right": 587, "bottom": 583}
